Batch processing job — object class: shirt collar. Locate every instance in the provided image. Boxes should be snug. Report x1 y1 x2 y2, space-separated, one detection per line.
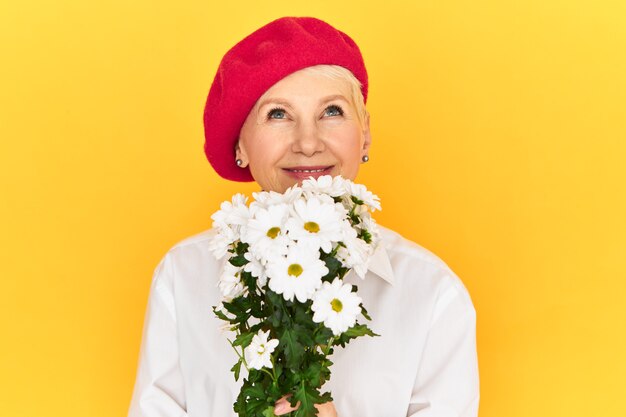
367 240 395 285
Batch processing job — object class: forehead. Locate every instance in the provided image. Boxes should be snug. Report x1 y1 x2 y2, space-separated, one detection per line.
256 69 352 106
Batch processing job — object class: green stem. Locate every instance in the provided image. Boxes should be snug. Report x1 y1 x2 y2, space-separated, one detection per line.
322 336 335 356
260 368 275 380
329 243 342 258
227 337 249 370
349 203 356 218
270 355 278 381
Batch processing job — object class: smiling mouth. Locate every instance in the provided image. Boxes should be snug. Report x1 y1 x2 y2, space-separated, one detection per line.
284 165 333 172
287 168 329 173
282 166 334 178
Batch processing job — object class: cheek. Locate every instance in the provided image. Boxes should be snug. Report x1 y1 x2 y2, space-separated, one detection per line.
242 132 289 185
339 158 360 180
333 128 364 178
248 148 277 180
243 128 285 166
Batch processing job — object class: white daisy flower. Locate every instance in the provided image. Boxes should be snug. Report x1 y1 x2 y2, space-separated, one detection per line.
302 175 348 197
267 242 329 303
337 233 371 279
241 204 290 263
302 190 338 207
359 215 381 248
244 330 279 370
243 251 268 287
285 197 345 253
208 227 237 259
218 262 247 301
211 193 252 228
252 186 302 209
335 221 373 278
311 278 363 336
346 182 381 212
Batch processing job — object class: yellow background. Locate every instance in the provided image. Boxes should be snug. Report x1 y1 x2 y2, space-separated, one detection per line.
1 1 625 416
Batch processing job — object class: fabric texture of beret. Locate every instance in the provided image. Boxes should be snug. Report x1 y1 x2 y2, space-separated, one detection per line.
203 16 369 182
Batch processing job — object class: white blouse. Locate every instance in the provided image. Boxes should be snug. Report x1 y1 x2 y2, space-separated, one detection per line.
128 225 479 417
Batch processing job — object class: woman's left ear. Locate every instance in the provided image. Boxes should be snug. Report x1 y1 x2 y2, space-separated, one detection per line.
235 140 249 168
361 112 372 157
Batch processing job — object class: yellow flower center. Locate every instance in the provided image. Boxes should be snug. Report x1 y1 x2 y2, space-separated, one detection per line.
331 298 343 312
304 221 320 233
257 344 266 354
266 227 281 239
288 264 303 277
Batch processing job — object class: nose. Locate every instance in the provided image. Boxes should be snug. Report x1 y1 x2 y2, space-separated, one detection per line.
291 120 325 156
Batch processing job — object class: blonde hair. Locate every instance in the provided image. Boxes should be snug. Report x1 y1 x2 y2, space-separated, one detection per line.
299 64 368 129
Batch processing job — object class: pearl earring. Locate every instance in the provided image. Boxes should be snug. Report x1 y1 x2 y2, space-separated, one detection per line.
362 155 369 163
236 159 243 167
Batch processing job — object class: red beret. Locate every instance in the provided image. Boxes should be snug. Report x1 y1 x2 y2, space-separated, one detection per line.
203 16 369 182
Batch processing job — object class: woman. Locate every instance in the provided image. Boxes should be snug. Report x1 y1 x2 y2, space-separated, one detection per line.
128 17 479 417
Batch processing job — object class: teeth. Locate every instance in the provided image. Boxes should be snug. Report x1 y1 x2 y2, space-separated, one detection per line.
291 169 326 173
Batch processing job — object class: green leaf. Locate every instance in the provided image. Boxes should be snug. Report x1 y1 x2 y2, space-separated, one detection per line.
222 296 252 323
334 324 379 347
293 303 313 325
212 306 232 322
301 361 323 386
241 270 258 292
234 390 248 415
267 380 282 399
235 242 249 255
318 359 333 386
229 254 248 267
344 324 379 338
279 327 305 368
268 307 283 328
262 405 277 417
242 382 266 402
301 354 333 388
360 304 372 321
232 331 255 348
247 368 265 383
274 362 283 380
293 382 324 417
358 228 372 244
319 390 333 404
282 366 301 390
313 326 333 346
250 309 266 320
245 398 268 416
350 195 365 205
241 385 270 416
231 359 242 381
322 256 343 280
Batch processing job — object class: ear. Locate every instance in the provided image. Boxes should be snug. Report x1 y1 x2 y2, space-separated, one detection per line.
361 111 372 157
235 140 249 168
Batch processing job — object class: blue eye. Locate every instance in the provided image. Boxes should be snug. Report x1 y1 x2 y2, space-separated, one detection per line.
324 104 344 117
267 107 287 119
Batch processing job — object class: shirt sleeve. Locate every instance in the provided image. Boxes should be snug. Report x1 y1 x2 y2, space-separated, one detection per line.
128 253 188 417
407 278 480 417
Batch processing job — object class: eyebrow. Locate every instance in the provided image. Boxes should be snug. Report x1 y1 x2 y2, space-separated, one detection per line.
256 94 350 111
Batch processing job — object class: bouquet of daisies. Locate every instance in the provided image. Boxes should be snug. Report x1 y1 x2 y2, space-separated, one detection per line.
208 175 381 417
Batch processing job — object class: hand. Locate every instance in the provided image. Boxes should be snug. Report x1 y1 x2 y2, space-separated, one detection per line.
274 395 338 416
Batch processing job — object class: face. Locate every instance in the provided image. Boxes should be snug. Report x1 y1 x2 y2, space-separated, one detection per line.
236 68 371 193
